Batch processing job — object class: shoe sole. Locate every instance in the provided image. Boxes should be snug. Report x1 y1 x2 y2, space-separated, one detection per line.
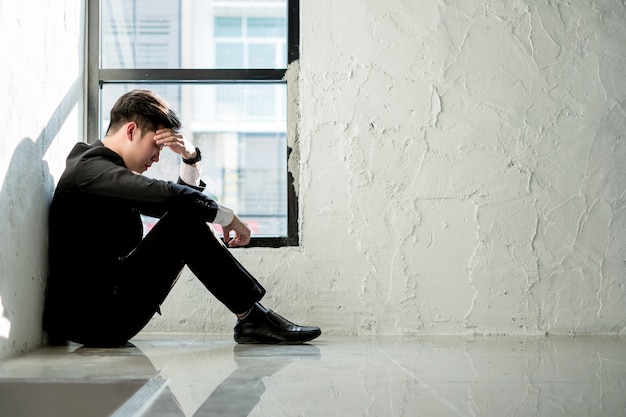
235 330 321 345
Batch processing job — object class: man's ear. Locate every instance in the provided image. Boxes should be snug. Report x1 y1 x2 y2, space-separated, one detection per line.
125 122 138 141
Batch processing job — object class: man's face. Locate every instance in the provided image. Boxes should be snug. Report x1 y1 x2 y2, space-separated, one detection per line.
126 127 162 173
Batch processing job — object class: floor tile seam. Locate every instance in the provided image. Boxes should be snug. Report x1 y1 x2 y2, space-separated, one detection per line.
110 375 169 417
375 346 470 417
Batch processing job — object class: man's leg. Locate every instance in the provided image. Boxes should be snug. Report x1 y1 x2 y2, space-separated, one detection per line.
82 211 320 346
102 211 265 343
137 212 321 345
177 220 266 315
72 215 188 346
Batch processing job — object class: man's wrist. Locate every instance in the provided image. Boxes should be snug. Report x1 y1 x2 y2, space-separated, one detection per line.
182 147 201 164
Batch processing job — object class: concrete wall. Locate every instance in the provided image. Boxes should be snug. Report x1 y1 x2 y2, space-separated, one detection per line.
0 0 83 360
147 0 626 337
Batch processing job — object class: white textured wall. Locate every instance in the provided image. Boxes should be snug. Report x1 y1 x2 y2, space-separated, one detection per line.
0 0 83 360
148 0 626 337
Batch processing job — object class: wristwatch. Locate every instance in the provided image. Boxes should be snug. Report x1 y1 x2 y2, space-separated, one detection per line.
182 147 202 164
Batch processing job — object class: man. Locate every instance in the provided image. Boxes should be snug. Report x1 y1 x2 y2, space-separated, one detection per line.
43 89 321 347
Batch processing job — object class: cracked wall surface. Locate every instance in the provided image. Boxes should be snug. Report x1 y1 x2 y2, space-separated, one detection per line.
144 0 626 336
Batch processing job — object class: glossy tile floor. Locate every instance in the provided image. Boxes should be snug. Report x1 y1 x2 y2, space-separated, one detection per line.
0 334 625 417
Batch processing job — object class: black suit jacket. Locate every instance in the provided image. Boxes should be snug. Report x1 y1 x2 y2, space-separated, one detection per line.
43 140 218 334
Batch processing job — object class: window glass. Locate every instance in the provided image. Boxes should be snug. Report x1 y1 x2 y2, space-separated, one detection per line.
249 43 276 68
215 43 244 68
247 17 286 37
215 17 243 37
101 0 287 69
101 0 181 69
95 0 296 242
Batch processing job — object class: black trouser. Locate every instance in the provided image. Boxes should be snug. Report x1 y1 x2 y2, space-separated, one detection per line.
71 212 265 347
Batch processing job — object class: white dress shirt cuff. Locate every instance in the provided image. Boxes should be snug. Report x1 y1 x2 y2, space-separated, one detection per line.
179 162 201 187
213 203 235 226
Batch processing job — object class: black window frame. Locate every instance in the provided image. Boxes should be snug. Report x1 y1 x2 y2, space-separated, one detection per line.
86 0 300 247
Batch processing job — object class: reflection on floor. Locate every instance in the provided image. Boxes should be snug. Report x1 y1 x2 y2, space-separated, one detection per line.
0 334 625 417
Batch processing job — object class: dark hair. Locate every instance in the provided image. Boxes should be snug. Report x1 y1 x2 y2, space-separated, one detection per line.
105 89 181 136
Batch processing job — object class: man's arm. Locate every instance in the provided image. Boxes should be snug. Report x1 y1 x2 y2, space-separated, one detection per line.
74 144 220 222
156 128 248 246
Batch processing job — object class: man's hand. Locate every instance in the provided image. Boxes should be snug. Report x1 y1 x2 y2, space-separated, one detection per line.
222 215 251 247
154 128 197 160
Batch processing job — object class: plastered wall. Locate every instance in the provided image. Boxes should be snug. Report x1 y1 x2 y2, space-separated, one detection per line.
0 0 83 360
147 0 626 336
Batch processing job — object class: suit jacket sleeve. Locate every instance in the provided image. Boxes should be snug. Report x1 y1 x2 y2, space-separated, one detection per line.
71 146 220 222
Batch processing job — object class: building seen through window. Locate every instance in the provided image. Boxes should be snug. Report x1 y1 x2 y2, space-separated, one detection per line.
99 0 290 238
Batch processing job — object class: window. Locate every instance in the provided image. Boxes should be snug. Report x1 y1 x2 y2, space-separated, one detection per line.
88 0 300 246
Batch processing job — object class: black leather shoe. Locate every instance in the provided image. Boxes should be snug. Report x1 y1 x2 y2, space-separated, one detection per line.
234 303 321 344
